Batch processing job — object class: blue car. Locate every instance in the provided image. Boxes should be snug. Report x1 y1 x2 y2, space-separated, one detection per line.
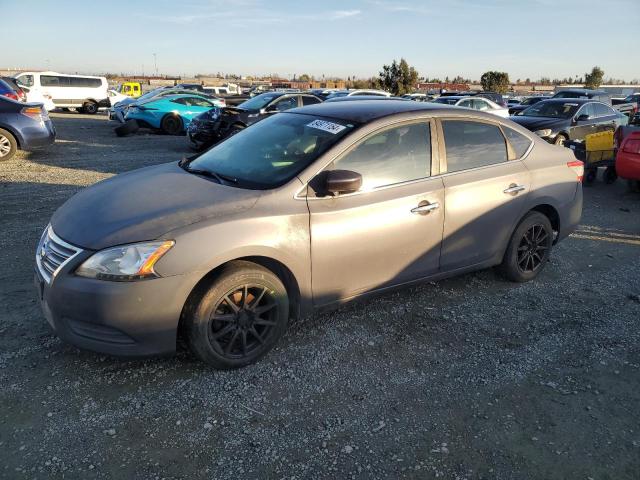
111 88 225 122
124 94 220 135
0 96 55 161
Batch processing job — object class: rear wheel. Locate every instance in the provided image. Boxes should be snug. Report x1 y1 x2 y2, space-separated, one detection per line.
161 114 183 135
0 128 17 161
83 101 98 114
498 211 553 283
185 261 289 369
604 166 617 184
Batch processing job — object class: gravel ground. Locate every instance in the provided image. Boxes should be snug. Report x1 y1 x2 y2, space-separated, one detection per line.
1 112 639 480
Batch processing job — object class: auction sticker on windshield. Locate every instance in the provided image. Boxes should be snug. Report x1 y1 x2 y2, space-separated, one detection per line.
307 119 347 135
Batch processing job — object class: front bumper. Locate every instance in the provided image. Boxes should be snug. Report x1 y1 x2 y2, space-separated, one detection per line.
34 252 200 357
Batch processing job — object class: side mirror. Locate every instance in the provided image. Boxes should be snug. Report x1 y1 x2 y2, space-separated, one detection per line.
324 170 362 195
575 114 590 122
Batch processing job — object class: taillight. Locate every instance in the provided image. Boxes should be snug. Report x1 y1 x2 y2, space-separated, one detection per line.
21 106 46 122
567 160 584 182
2 92 19 101
623 139 640 154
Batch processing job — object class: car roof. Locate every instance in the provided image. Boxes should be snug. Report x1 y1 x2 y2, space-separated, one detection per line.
539 98 594 104
289 99 456 123
555 88 605 93
153 94 210 101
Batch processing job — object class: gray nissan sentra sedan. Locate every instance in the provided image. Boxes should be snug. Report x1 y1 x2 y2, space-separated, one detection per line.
35 101 583 369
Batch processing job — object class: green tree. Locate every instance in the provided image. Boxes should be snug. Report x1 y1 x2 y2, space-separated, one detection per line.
378 58 419 95
584 66 604 89
298 73 311 82
480 71 510 93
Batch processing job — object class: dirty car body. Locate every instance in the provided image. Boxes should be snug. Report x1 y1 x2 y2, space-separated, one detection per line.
35 100 583 367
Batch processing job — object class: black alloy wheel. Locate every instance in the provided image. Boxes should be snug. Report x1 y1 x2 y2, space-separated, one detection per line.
161 114 183 135
186 261 289 369
499 211 553 282
208 284 278 359
516 224 549 273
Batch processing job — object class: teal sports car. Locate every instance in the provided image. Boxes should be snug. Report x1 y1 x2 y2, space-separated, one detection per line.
124 94 220 135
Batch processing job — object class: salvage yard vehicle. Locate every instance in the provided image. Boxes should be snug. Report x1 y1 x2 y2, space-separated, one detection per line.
325 89 391 100
124 94 220 135
110 87 225 122
35 100 583 368
508 96 551 115
187 92 322 150
432 95 509 117
511 98 628 145
1 77 26 101
118 82 142 97
0 96 55 161
616 131 640 191
13 71 108 114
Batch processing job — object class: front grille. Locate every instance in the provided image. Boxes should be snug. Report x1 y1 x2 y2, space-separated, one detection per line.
36 226 82 283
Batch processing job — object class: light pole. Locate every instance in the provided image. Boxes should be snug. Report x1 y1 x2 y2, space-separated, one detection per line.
153 53 157 77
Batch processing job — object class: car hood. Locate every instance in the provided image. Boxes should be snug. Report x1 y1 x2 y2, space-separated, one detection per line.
51 162 261 250
509 115 569 132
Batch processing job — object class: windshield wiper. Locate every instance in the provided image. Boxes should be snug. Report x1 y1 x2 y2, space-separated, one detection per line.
184 166 238 185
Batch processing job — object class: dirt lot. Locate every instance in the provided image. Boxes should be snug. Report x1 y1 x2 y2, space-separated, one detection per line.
1 112 639 480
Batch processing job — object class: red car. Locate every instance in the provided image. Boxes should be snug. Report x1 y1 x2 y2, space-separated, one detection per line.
616 131 640 191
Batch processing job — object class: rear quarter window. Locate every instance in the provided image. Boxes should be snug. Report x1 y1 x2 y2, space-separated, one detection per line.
503 127 533 158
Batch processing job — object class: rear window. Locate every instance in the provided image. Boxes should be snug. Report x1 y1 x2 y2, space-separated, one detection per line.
503 127 532 158
442 121 508 173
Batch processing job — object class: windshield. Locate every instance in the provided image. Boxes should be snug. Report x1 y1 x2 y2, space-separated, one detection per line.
238 93 281 110
187 113 358 189
325 92 349 100
521 101 580 118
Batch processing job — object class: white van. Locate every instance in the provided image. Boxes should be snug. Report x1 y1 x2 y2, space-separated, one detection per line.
13 71 109 114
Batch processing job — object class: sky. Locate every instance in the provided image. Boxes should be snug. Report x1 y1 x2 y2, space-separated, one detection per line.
1 0 639 81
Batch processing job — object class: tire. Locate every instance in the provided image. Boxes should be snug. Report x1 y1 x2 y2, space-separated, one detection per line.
0 128 18 161
82 101 98 115
604 166 617 184
161 114 183 135
627 180 640 193
498 211 553 283
114 119 139 137
185 261 289 369
584 168 597 185
553 134 567 146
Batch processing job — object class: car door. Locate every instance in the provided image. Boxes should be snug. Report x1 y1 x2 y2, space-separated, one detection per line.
306 120 444 305
271 95 299 112
592 102 619 131
438 119 530 271
569 103 597 140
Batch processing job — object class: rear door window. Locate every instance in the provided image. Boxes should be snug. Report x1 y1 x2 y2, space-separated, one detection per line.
442 120 508 173
301 95 321 106
273 96 299 111
593 102 614 117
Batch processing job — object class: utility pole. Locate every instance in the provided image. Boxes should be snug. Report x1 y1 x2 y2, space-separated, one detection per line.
153 53 157 77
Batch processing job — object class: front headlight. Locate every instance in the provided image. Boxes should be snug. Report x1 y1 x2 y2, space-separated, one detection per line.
533 129 552 137
76 241 174 281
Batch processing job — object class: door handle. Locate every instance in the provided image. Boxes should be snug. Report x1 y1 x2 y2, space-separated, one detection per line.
503 184 526 194
411 201 440 214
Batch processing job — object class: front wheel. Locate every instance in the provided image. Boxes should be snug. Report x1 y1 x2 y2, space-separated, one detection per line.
0 128 17 161
498 212 553 283
185 261 289 369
